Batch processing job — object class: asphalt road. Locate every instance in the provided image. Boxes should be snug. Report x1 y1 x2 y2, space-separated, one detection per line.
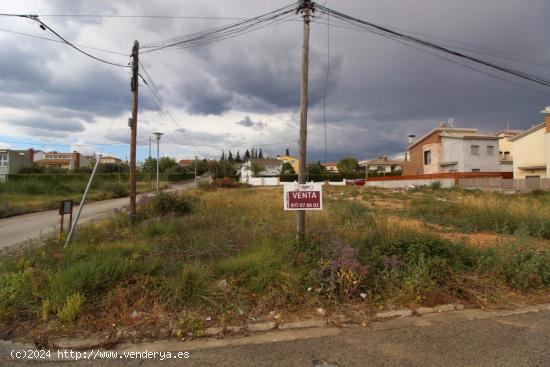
1 308 549 366
0 181 196 249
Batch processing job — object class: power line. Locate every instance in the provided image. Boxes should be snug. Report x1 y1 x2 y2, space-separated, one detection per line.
316 4 550 89
0 26 129 56
141 3 297 53
12 15 130 68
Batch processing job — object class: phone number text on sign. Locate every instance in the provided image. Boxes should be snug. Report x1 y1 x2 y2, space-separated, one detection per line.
284 183 323 211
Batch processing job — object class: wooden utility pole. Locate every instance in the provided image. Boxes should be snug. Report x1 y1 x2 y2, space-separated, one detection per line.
129 40 139 221
297 0 313 244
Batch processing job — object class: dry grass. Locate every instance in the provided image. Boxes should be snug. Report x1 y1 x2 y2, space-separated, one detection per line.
1 185 549 342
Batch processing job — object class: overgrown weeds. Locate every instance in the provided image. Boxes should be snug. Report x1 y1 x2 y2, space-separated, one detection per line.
0 186 549 338
409 193 550 238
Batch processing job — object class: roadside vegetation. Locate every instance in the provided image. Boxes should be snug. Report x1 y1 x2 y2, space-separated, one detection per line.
0 184 549 342
0 179 168 219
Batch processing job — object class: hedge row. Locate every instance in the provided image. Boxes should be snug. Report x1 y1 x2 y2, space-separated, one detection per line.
5 173 195 183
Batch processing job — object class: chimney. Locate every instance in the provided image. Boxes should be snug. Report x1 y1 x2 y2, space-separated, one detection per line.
26 148 34 162
543 106 550 133
72 151 80 169
408 135 416 144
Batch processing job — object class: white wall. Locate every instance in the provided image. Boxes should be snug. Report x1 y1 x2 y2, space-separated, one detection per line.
247 177 280 186
512 127 547 179
462 139 500 172
440 137 464 172
366 178 455 189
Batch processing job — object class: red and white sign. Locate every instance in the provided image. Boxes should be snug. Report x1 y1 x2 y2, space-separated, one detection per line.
284 183 323 211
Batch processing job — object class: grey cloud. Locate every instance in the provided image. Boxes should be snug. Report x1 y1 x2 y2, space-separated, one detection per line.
1 0 550 162
10 116 86 138
236 116 267 129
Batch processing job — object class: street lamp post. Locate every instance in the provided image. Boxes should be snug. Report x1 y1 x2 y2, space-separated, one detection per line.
194 156 198 184
153 132 163 195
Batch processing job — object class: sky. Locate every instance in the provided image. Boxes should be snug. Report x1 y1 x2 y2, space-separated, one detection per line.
0 0 549 163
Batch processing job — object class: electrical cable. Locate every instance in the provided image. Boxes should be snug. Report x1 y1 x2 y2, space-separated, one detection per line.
141 4 297 53
0 26 129 55
316 4 550 89
22 15 130 67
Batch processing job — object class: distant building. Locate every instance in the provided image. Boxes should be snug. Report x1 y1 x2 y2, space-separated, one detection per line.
99 156 122 165
494 129 523 172
360 156 403 174
403 125 501 175
240 158 283 183
509 107 550 179
179 159 194 167
277 155 299 173
34 151 93 170
0 149 32 181
321 162 339 173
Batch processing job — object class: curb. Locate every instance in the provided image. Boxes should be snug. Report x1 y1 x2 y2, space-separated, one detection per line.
3 303 550 352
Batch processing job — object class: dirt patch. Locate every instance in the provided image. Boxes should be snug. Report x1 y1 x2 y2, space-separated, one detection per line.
350 197 410 210
385 215 513 248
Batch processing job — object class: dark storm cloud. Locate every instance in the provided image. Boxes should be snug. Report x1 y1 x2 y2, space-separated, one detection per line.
172 44 343 115
1 0 550 161
236 116 267 130
9 115 86 138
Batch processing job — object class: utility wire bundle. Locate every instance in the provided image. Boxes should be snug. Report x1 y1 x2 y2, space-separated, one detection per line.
140 3 297 53
315 4 550 91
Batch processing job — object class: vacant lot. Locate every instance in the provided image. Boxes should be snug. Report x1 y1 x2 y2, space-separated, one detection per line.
1 185 549 343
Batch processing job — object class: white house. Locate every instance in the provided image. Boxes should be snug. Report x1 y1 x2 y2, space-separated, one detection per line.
240 158 283 185
404 125 502 175
509 107 550 179
361 156 403 174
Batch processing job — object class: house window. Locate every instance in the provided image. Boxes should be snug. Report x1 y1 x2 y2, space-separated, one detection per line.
0 154 8 167
503 151 510 160
487 145 494 155
424 150 431 165
471 145 479 155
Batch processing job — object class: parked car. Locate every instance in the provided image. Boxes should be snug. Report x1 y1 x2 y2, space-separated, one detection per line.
346 179 365 186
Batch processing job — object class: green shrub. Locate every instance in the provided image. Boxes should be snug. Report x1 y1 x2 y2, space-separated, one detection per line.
430 181 442 190
494 243 550 290
96 181 129 197
45 246 158 309
215 242 287 293
163 263 212 307
152 192 192 216
0 270 33 321
57 293 84 323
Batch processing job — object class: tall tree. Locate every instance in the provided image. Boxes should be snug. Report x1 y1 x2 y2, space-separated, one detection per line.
244 149 251 161
337 157 359 174
258 148 264 159
285 148 290 156
236 150 242 163
220 150 226 161
228 150 234 163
